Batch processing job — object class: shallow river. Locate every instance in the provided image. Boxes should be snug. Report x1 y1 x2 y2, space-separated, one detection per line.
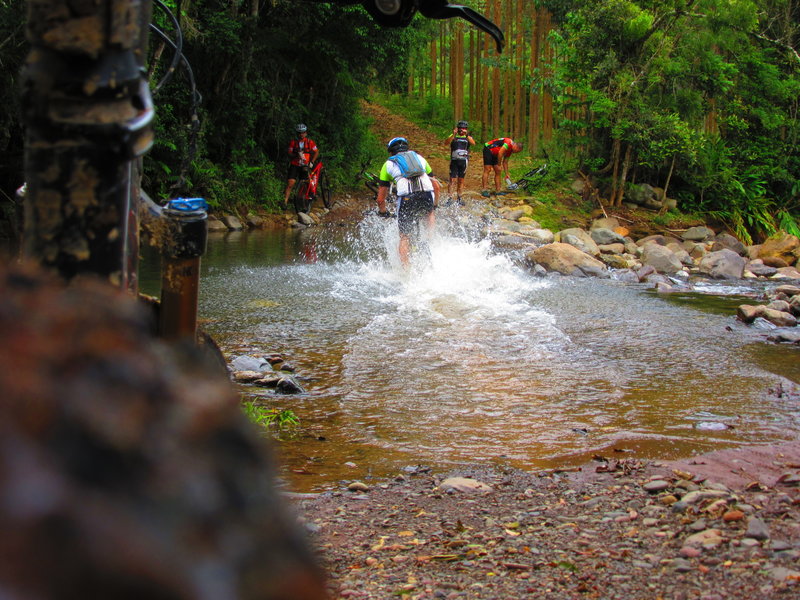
142 210 800 492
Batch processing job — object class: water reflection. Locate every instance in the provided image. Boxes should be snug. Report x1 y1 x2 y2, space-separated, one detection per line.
140 216 800 492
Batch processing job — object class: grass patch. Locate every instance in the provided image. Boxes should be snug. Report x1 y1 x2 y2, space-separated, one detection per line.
242 400 300 433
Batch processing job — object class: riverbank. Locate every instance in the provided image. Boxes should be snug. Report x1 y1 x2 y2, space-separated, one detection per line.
295 442 800 599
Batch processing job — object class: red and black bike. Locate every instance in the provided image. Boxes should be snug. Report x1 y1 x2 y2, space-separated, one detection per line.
292 154 332 214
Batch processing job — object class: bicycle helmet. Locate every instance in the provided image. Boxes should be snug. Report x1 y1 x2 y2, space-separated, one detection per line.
457 120 468 129
387 136 409 155
295 123 307 134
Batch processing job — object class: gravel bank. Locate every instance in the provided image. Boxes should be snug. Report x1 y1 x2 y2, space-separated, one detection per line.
295 443 800 599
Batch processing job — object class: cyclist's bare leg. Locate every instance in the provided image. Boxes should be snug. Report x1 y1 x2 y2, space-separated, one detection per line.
481 165 493 190
398 233 411 268
283 178 296 207
492 165 502 191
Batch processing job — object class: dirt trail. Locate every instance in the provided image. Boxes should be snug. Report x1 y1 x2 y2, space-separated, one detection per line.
361 101 486 195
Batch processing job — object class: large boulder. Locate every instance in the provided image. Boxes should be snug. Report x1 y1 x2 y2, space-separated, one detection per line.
757 233 800 263
641 243 683 274
526 242 609 278
698 249 746 279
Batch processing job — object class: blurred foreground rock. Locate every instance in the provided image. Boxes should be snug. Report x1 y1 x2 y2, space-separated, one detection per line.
0 263 326 600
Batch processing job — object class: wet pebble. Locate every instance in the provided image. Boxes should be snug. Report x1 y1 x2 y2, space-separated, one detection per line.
643 480 670 493
745 516 770 540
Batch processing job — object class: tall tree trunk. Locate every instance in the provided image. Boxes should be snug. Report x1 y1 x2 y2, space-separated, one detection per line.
430 37 437 97
609 138 621 207
514 0 523 139
615 144 633 206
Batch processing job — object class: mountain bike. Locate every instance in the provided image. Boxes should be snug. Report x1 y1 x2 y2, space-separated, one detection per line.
507 163 548 192
292 158 332 214
357 163 396 208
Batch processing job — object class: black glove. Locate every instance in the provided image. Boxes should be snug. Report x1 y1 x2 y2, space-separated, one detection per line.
377 210 393 218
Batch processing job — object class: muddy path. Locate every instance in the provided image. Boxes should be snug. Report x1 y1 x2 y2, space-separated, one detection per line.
360 101 486 195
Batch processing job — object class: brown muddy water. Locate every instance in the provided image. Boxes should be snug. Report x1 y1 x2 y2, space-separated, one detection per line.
141 211 800 493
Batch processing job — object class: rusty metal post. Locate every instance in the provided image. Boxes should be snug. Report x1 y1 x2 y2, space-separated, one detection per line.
158 198 208 341
21 0 154 290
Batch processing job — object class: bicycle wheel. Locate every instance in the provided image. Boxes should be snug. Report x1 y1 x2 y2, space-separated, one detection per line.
320 171 332 208
293 181 312 214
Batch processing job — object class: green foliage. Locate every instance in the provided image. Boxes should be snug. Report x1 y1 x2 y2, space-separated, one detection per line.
144 0 421 210
242 401 300 431
544 0 800 243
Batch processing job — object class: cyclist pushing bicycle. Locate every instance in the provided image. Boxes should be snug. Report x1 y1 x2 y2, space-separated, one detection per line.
282 123 320 208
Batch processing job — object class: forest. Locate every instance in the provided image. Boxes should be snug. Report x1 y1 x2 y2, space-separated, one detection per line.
0 0 798 244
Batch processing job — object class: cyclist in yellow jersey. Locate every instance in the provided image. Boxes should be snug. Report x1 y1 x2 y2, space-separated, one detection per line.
375 137 440 268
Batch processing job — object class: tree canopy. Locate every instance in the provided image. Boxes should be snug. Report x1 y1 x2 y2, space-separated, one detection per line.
0 0 797 241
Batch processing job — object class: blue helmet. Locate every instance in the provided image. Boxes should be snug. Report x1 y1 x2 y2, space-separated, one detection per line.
387 137 409 155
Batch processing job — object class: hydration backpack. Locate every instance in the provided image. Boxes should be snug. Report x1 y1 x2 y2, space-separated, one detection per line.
389 151 427 179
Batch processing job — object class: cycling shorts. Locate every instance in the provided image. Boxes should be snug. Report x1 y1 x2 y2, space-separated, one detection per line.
449 159 468 179
287 163 306 181
483 146 500 166
397 191 434 236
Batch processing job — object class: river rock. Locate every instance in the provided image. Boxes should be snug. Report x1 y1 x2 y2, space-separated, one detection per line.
526 243 609 278
626 183 660 208
591 217 621 231
246 213 264 228
737 304 761 323
521 228 555 245
296 212 314 226
641 243 683 274
590 227 626 245
774 266 800 280
767 299 792 313
698 249 746 279
745 516 770 540
711 232 747 256
207 215 229 232
682 226 715 242
684 528 724 549
757 233 799 262
221 214 244 230
762 255 790 268
612 269 640 283
761 308 797 327
558 228 600 256
438 477 493 494
491 234 539 251
746 260 778 277
276 376 305 394
775 285 800 296
598 243 625 255
601 254 637 270
231 355 273 373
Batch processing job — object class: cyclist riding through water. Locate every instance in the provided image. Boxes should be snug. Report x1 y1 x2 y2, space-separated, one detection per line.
445 120 475 204
376 137 440 269
283 123 320 208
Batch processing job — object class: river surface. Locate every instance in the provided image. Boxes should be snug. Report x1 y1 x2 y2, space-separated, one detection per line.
141 211 800 492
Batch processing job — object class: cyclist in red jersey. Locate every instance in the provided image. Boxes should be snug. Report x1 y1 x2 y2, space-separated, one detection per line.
282 123 320 208
481 137 523 193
